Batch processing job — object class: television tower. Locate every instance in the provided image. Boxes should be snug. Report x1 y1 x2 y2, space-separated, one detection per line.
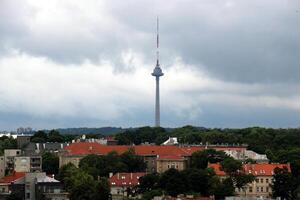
152 17 164 127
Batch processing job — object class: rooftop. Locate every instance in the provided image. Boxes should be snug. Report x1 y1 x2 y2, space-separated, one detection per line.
208 163 291 176
109 172 146 187
0 172 25 184
63 142 247 157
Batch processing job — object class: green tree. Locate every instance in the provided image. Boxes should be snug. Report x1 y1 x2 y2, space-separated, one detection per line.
66 170 99 200
42 152 59 175
191 149 229 169
221 158 254 191
159 168 186 196
120 149 146 172
138 173 160 193
48 130 65 142
272 167 295 200
57 163 78 185
31 130 48 143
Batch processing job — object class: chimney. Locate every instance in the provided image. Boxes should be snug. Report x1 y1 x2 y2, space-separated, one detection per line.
130 173 133 179
117 173 119 180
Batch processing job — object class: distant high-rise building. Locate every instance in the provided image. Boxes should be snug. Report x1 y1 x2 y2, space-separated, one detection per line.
152 17 164 127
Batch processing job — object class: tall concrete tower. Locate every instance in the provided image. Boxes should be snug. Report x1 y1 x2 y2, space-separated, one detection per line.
152 17 164 127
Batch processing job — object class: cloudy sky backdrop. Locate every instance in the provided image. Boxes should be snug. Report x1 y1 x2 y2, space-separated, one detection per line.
1 0 300 130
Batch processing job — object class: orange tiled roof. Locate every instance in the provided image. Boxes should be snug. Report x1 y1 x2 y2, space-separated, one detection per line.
0 172 25 184
109 172 146 187
208 163 226 176
64 142 247 157
244 163 291 176
157 155 186 160
64 142 204 157
208 163 290 176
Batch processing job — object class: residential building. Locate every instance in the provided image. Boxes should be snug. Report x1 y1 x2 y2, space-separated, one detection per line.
58 142 247 172
208 163 291 198
23 142 68 156
156 155 187 173
109 172 146 199
35 175 68 200
0 157 4 179
4 149 21 174
224 149 268 163
25 172 68 200
0 171 25 199
17 135 31 149
14 156 42 173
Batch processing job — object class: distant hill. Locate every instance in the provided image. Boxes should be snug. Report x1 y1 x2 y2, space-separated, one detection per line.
55 127 124 135
45 126 208 136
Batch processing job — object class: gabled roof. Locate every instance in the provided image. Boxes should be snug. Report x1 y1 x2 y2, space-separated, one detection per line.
0 172 25 184
109 172 146 187
208 163 291 176
63 142 205 157
63 142 247 158
244 163 291 176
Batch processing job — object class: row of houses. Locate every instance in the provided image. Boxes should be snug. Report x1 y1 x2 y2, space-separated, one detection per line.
58 142 283 199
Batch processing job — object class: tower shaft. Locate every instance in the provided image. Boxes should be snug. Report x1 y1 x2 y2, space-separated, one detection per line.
155 76 160 127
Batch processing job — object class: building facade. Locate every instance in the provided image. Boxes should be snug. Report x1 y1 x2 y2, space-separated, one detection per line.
208 163 290 198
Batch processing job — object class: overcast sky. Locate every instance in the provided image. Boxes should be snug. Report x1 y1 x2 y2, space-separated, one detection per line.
1 0 300 131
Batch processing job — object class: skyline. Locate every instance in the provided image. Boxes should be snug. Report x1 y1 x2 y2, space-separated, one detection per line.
1 0 300 130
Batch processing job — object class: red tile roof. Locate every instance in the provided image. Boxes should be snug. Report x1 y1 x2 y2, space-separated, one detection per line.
244 163 291 176
208 163 226 176
157 155 186 160
64 142 203 157
109 172 146 187
64 142 246 157
0 172 25 184
208 163 290 176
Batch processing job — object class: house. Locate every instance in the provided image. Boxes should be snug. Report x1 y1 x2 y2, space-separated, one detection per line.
224 149 268 163
208 163 291 198
0 171 25 199
156 155 188 173
35 175 69 200
0 172 68 200
109 172 146 199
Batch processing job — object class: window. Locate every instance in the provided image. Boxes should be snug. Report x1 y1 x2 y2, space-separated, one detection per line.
260 178 263 183
266 187 269 192
255 179 259 183
266 178 269 183
256 187 259 192
249 187 253 193
26 193 30 198
260 187 264 192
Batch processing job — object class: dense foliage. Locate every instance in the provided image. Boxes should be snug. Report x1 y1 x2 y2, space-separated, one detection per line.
42 152 59 175
78 149 146 178
0 136 17 155
139 168 234 199
57 163 110 200
30 130 105 143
